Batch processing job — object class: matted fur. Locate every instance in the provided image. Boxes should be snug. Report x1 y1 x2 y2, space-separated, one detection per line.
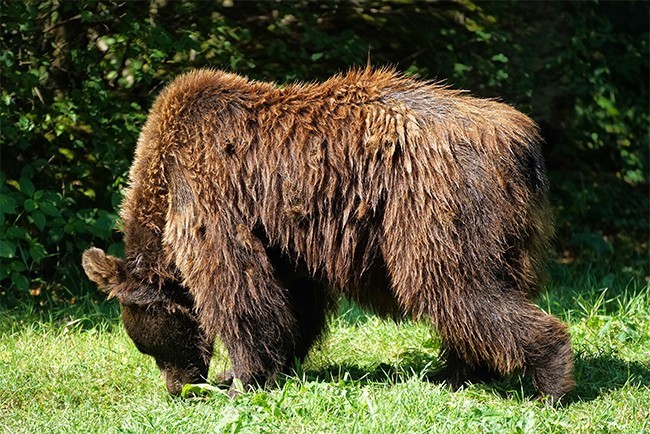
83 68 574 400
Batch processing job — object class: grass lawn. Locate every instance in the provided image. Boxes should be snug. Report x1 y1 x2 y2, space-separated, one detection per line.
1 264 648 433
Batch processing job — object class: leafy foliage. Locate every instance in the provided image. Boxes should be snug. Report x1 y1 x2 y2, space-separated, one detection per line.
1 0 648 305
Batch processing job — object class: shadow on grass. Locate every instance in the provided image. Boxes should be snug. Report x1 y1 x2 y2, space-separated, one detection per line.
569 352 650 402
486 351 650 404
297 350 649 405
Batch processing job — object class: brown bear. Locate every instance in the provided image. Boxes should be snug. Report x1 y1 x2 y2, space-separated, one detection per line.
82 67 574 401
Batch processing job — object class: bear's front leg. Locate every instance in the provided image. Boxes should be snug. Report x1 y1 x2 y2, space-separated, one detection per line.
166 211 300 395
216 289 298 396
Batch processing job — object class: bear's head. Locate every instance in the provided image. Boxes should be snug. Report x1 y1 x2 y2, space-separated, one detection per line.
81 247 211 395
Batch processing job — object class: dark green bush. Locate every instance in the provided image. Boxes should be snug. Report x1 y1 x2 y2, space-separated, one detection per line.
1 0 647 306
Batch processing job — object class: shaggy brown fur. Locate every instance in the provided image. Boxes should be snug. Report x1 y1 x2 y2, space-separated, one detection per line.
82 68 574 400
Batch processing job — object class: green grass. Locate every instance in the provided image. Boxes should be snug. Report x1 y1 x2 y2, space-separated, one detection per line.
1 264 649 433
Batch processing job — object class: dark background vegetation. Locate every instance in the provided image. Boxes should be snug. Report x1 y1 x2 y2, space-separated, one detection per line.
1 0 648 308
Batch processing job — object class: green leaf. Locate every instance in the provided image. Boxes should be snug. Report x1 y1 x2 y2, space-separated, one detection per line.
6 226 26 238
454 63 471 75
58 148 74 160
17 115 34 132
49 227 64 242
0 239 16 258
30 210 46 231
80 10 93 22
71 218 90 235
39 202 60 217
491 53 509 63
19 177 35 196
0 194 17 214
10 260 26 272
111 193 123 208
107 242 124 257
11 273 29 292
91 214 116 237
0 264 9 280
29 244 47 262
20 165 34 179
24 198 38 211
180 383 222 398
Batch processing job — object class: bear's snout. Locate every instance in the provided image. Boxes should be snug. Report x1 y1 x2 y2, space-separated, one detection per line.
160 365 206 396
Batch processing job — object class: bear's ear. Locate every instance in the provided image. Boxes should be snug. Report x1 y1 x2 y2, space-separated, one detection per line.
82 247 127 293
82 247 180 308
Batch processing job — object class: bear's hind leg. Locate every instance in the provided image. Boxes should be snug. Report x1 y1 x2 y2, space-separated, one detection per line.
431 290 574 402
525 313 575 402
